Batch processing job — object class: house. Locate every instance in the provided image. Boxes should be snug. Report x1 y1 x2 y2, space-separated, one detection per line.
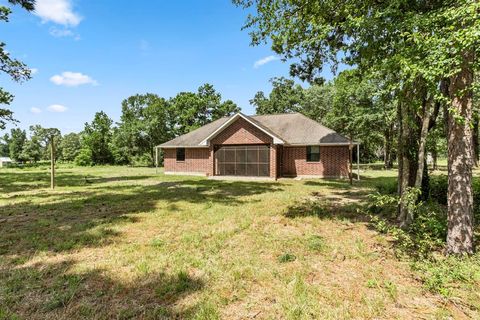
0 157 13 168
156 112 359 179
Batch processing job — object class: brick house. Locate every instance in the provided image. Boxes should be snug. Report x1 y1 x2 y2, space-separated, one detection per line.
157 113 359 179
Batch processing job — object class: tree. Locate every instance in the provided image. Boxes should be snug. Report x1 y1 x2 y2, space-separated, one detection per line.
82 111 113 165
170 83 239 135
59 132 81 162
20 136 41 162
112 94 172 165
0 0 35 129
0 133 9 156
29 125 61 161
302 83 334 125
234 0 480 254
235 0 480 254
251 77 304 115
252 71 395 164
8 128 26 161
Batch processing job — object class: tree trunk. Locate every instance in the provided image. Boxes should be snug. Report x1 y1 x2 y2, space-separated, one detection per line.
384 137 389 169
397 99 414 227
446 51 475 255
415 99 432 188
473 113 479 167
384 124 394 169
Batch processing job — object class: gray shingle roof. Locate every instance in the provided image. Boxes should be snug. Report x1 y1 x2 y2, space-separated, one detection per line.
158 112 352 147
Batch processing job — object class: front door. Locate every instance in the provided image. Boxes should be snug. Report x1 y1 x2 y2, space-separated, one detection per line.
214 145 270 177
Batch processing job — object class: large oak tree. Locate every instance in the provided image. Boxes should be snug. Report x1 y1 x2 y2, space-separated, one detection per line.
234 0 479 254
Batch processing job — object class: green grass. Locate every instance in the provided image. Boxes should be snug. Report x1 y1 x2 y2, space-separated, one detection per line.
0 164 478 319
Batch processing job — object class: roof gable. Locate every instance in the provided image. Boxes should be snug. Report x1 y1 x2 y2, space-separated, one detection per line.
158 112 354 148
199 113 284 146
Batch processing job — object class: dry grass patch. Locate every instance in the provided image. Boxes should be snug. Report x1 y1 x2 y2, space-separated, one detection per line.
0 165 471 319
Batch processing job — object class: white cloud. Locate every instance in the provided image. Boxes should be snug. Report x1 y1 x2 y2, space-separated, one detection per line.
254 55 280 68
50 71 98 87
49 27 74 37
47 104 67 112
30 107 42 114
34 0 82 26
30 68 38 75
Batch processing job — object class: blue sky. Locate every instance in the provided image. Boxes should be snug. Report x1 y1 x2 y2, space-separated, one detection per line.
1 0 334 134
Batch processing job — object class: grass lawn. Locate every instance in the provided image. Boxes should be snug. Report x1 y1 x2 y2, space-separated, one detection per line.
0 165 477 319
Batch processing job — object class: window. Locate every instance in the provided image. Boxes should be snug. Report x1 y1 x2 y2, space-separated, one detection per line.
215 145 270 177
306 146 320 162
176 148 185 161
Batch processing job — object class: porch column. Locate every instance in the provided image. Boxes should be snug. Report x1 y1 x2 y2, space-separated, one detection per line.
208 145 214 176
270 144 277 179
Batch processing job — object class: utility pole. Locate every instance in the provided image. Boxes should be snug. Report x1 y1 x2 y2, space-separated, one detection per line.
50 134 55 189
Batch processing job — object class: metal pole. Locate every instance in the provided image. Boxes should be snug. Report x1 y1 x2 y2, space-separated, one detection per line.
51 134 55 189
357 143 360 181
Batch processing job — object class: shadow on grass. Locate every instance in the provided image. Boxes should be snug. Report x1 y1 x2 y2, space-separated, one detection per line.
0 170 155 193
1 259 206 319
0 170 283 261
284 175 398 223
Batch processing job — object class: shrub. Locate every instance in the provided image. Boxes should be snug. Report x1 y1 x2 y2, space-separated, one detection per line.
367 188 446 258
278 253 296 263
430 175 480 221
131 153 152 167
374 179 397 195
74 149 93 166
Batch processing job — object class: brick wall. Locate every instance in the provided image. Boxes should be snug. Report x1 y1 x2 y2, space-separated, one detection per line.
164 148 210 174
210 117 273 145
163 119 350 178
282 146 350 177
211 117 277 178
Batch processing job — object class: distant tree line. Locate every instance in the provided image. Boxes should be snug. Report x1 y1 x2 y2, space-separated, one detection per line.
0 83 239 166
250 72 453 168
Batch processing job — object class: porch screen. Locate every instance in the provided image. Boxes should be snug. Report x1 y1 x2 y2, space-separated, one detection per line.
215 145 270 177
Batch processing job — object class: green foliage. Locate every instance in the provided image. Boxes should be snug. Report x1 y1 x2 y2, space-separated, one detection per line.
307 235 327 253
235 0 480 91
130 153 152 167
82 111 113 165
112 93 171 165
412 255 480 297
74 148 93 166
251 77 304 115
430 175 480 221
59 133 81 162
28 125 62 161
0 0 35 129
8 128 26 161
368 187 446 258
170 83 239 135
278 253 296 263
111 84 238 166
0 134 8 156
20 136 42 162
251 70 396 163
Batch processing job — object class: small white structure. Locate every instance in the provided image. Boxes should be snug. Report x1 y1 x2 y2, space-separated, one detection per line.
0 157 13 167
